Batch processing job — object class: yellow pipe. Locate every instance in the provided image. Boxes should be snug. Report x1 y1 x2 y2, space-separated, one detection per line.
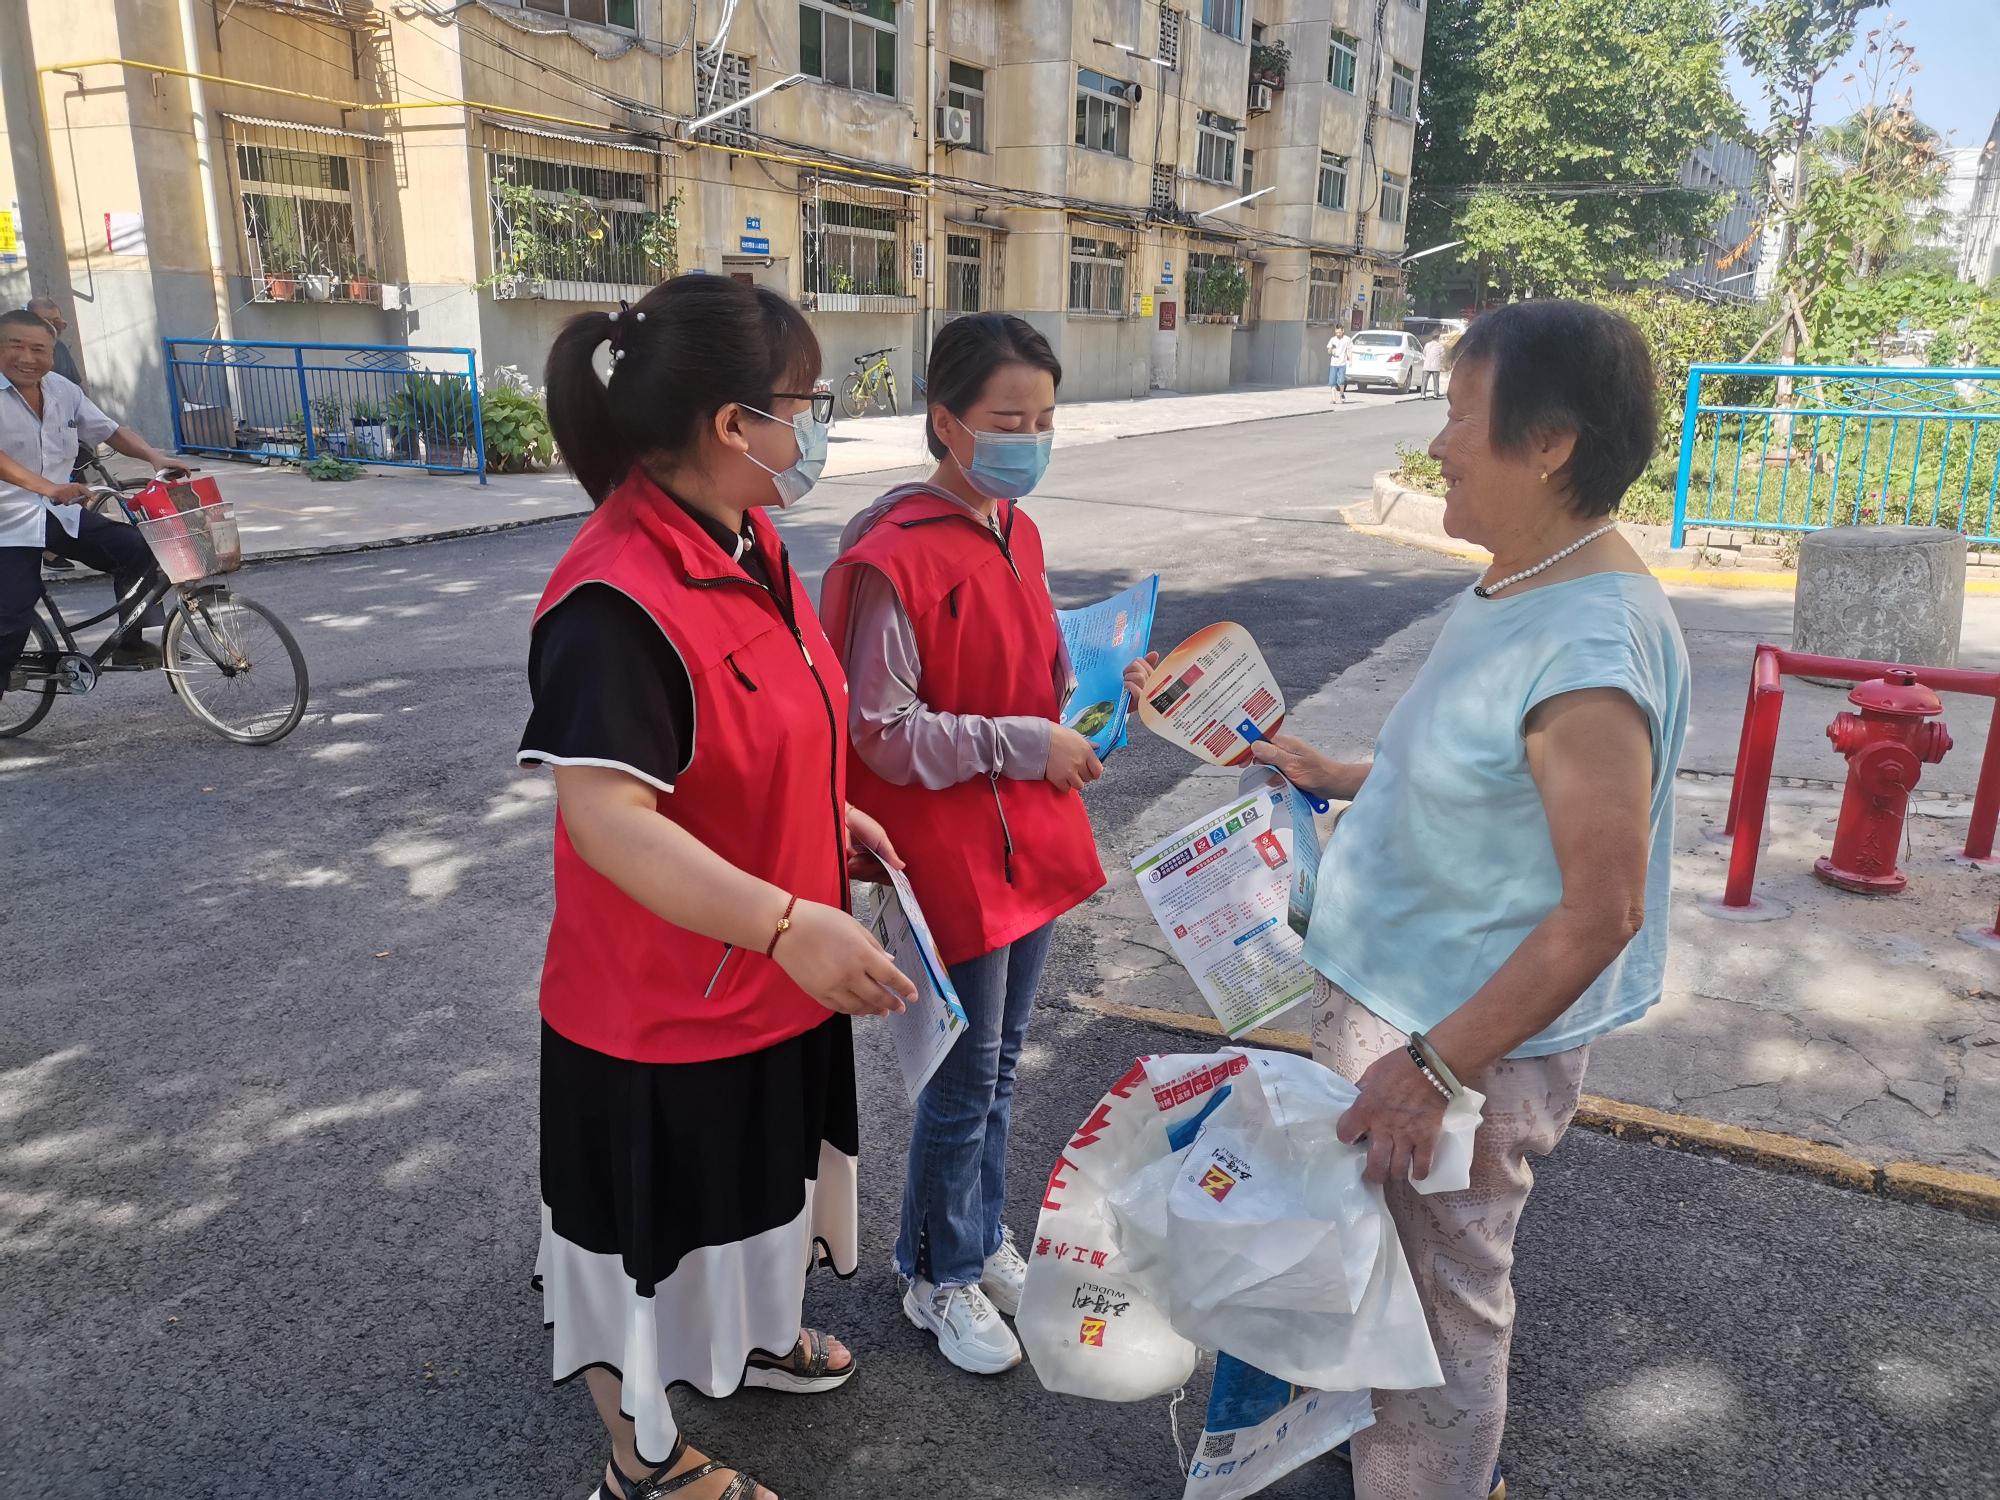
37 57 616 134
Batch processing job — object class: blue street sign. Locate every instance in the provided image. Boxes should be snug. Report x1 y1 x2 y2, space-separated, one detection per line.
746 216 763 231
740 236 771 255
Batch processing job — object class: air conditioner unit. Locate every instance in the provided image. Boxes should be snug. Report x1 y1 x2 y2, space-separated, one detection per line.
1248 82 1275 114
938 105 974 146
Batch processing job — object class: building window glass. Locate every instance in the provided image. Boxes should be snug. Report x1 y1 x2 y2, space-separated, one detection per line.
524 0 639 29
1328 30 1357 92
1390 63 1416 119
1201 0 1244 42
239 143 366 298
1194 111 1239 184
804 193 906 297
1158 7 1183 69
1308 258 1341 323
1075 69 1136 158
945 62 986 151
1380 169 1407 223
695 52 754 147
486 150 663 293
1067 234 1127 315
945 232 987 314
1317 152 1349 212
1241 149 1254 196
799 0 897 98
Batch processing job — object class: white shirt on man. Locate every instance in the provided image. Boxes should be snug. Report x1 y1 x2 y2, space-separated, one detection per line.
1327 333 1351 367
0 370 116 549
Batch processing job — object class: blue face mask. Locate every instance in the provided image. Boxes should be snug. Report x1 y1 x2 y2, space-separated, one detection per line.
742 405 828 509
961 427 1054 500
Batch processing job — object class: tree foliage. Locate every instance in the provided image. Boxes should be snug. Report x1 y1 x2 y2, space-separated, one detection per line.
1410 0 1741 300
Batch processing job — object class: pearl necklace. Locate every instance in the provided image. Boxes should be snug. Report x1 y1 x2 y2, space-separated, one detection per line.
1474 522 1621 598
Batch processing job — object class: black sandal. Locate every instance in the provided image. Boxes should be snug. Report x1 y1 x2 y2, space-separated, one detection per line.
741 1327 855 1394
595 1439 768 1500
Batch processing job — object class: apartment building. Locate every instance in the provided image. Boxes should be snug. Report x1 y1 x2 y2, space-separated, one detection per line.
1667 133 1761 301
0 0 1424 441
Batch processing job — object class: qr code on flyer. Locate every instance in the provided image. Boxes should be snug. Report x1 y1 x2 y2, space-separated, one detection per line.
1202 1433 1236 1458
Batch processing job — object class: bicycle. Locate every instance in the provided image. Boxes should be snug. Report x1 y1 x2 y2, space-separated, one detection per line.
1 472 310 746
839 347 900 419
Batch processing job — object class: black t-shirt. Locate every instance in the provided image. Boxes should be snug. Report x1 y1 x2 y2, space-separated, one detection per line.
517 505 772 792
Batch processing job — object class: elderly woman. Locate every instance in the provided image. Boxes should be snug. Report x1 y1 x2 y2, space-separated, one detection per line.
1255 299 1690 1500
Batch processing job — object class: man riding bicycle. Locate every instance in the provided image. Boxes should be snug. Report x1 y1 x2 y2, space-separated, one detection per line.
0 308 182 680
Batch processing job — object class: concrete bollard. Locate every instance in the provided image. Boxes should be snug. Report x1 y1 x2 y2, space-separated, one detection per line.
1793 525 1966 672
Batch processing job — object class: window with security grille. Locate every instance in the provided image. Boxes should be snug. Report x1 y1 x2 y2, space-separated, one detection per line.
1380 170 1407 223
804 195 906 297
1158 7 1183 69
1067 234 1127 315
695 52 754 146
235 133 382 300
1187 251 1240 315
1390 63 1416 119
1194 111 1238 184
945 62 987 151
487 150 662 292
1075 69 1135 157
1327 30 1357 93
524 0 638 28
945 232 986 314
799 0 897 98
1151 165 1176 214
1308 258 1341 323
1317 152 1349 212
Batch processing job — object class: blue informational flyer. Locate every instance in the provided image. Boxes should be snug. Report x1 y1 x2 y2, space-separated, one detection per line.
1181 1353 1371 1500
1057 575 1160 760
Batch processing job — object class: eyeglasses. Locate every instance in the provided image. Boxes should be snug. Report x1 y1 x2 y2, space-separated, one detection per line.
772 390 835 424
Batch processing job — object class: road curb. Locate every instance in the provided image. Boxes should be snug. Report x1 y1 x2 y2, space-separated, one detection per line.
1058 993 2000 1221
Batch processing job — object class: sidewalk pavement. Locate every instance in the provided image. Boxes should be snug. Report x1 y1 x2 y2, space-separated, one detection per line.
84 383 1372 564
1072 575 2000 1181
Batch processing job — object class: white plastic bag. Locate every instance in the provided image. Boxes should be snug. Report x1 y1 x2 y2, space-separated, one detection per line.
1028 1048 1484 1402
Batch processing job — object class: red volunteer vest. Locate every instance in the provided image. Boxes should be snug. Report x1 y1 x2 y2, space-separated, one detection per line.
822 487 1105 967
532 473 849 1064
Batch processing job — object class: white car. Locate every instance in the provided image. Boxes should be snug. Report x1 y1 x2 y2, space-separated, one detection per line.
1346 330 1422 393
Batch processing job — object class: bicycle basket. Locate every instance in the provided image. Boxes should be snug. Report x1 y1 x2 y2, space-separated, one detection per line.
136 502 242 583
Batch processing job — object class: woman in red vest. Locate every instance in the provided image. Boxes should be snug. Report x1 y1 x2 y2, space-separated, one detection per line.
521 275 916 1500
822 314 1134 1375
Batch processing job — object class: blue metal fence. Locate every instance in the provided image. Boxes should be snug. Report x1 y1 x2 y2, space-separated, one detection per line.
1671 363 2000 548
163 339 487 483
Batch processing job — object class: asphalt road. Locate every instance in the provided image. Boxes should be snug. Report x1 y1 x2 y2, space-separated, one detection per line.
5 400 1997 1500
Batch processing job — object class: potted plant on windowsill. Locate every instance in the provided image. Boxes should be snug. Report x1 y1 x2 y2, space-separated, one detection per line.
262 245 304 302
1250 39 1291 87
344 254 378 304
302 263 335 302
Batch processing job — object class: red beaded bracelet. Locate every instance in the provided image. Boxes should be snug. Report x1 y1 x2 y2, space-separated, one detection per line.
765 894 799 958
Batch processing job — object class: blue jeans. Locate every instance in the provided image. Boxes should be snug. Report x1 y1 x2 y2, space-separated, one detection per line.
1327 365 1347 389
895 921 1056 1288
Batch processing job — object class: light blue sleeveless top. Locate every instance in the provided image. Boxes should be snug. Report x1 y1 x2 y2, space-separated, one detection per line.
1301 571 1690 1057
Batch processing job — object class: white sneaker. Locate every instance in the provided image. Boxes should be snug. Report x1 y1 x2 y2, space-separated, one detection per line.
902 1277 1023 1375
980 1226 1029 1317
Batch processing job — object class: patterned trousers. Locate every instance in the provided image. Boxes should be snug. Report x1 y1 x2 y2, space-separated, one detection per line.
1310 977 1590 1500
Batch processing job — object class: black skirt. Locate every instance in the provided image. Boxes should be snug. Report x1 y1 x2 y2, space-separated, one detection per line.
536 1016 859 1459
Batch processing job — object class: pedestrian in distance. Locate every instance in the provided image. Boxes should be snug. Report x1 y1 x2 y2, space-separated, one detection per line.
523 273 918 1500
1421 333 1446 399
0 308 177 685
821 313 1152 1377
1252 300 1689 1500
1327 327 1353 402
24 296 83 389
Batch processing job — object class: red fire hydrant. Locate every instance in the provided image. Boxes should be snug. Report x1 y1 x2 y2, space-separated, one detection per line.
1815 671 1952 894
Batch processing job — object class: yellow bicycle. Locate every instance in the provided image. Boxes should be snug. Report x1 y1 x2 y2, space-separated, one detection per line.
839 346 899 418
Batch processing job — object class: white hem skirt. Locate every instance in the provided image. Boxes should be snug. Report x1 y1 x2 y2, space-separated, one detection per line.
535 1016 860 1465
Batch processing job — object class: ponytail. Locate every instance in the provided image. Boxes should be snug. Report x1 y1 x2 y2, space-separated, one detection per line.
542 274 821 505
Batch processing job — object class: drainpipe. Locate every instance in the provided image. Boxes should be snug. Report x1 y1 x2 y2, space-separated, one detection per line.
920 0 937 386
176 0 234 339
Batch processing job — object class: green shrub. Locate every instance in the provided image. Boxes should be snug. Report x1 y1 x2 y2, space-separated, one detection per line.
301 455 363 482
481 386 556 473
1393 442 1445 495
